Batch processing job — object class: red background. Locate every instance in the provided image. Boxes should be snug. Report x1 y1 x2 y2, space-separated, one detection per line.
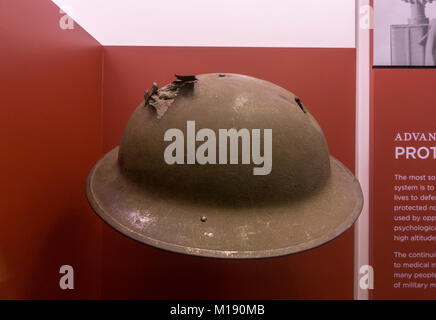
100 46 357 299
0 0 102 298
1 0 358 299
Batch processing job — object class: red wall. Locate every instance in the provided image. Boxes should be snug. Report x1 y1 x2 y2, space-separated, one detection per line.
0 0 103 298
100 46 357 299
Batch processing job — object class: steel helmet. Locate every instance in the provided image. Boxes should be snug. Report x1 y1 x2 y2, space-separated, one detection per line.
86 73 363 259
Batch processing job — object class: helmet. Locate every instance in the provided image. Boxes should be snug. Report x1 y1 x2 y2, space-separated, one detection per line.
86 73 363 259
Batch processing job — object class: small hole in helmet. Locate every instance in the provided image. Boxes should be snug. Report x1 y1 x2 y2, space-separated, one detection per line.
295 97 307 113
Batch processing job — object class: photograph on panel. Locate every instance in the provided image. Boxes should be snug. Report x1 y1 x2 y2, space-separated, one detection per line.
374 0 436 67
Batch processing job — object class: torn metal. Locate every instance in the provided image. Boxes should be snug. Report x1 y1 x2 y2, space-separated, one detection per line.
145 74 198 119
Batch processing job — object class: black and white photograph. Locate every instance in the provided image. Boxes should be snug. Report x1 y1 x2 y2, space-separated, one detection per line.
374 0 436 67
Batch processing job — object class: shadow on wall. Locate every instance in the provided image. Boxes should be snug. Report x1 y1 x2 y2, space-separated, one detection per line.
0 252 9 285
101 226 349 300
23 208 101 299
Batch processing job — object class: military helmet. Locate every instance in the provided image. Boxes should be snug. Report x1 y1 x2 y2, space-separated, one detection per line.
86 73 363 259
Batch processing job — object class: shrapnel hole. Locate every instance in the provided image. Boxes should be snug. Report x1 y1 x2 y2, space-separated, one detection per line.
295 97 307 113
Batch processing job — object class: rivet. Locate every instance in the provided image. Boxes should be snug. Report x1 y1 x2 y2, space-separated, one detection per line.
201 216 207 222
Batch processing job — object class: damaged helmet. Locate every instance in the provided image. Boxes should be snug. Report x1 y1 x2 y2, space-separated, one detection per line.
86 73 363 259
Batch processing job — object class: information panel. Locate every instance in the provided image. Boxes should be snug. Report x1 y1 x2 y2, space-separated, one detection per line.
372 69 436 299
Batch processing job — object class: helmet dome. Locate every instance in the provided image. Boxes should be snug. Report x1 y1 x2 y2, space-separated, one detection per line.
118 73 330 206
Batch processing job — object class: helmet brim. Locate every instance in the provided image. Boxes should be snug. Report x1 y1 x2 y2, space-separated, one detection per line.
86 147 363 259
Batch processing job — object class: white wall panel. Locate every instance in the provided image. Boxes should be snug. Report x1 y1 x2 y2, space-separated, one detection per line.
52 0 355 47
